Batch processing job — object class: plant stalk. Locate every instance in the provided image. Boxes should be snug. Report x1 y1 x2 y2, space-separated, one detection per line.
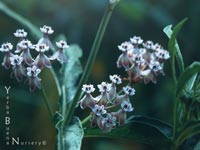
63 2 119 126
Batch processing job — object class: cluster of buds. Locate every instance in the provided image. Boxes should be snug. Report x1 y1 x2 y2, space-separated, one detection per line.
0 26 70 91
79 75 135 132
117 36 170 84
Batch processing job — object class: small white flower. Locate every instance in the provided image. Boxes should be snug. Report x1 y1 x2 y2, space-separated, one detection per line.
151 43 162 51
149 60 162 72
118 41 133 52
130 36 143 45
27 66 41 77
155 49 170 60
14 29 27 38
109 74 122 84
0 42 13 52
34 43 49 52
40 25 54 34
132 53 145 65
143 41 153 49
123 86 135 96
56 40 69 49
102 113 116 127
10 55 23 66
92 104 107 116
97 82 112 93
121 101 134 112
82 84 95 94
18 39 32 49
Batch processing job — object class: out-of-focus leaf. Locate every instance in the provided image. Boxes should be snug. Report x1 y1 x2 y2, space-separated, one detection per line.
56 117 84 150
177 62 200 97
175 121 200 146
55 34 83 103
194 141 200 150
64 44 82 102
163 18 187 74
84 115 172 149
0 1 41 39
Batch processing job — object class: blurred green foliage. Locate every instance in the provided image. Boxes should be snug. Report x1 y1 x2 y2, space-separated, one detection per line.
0 0 199 150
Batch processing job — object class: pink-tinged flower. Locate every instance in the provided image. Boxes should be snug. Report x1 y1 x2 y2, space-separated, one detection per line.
33 43 51 69
154 49 170 60
127 65 143 83
113 86 135 105
96 82 111 105
107 75 122 100
10 55 25 82
123 86 135 96
109 74 122 84
82 84 95 94
80 84 96 109
40 25 54 35
0 42 14 69
117 53 130 69
112 101 134 126
100 114 116 132
14 29 27 38
90 114 103 128
130 36 143 45
143 41 153 49
50 40 69 63
121 101 134 112
16 40 33 65
151 43 162 51
141 69 157 84
26 66 41 91
149 60 163 74
92 104 107 116
118 41 133 52
38 25 54 48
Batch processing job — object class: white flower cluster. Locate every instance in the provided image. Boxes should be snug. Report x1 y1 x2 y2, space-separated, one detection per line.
79 75 134 132
0 25 70 91
117 36 170 84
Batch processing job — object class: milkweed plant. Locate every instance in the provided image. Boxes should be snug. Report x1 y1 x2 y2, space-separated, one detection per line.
0 0 200 150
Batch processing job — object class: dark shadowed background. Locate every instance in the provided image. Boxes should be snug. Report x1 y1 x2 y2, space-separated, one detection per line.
0 0 199 150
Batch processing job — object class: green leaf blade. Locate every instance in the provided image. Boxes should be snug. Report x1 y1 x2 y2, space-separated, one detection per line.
163 18 187 75
177 62 200 96
84 115 172 149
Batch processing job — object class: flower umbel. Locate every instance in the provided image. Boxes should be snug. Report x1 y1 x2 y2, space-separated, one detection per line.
0 26 70 91
79 75 135 132
116 36 170 84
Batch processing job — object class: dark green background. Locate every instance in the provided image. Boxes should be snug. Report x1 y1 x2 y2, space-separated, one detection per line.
0 0 199 149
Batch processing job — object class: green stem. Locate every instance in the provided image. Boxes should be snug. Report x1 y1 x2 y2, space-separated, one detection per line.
41 86 54 118
81 115 92 125
63 2 119 126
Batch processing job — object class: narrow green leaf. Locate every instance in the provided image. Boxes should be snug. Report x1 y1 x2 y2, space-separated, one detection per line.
128 115 172 138
163 18 187 77
185 73 198 93
56 117 84 150
163 25 184 74
175 121 200 146
177 62 200 96
84 115 172 149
